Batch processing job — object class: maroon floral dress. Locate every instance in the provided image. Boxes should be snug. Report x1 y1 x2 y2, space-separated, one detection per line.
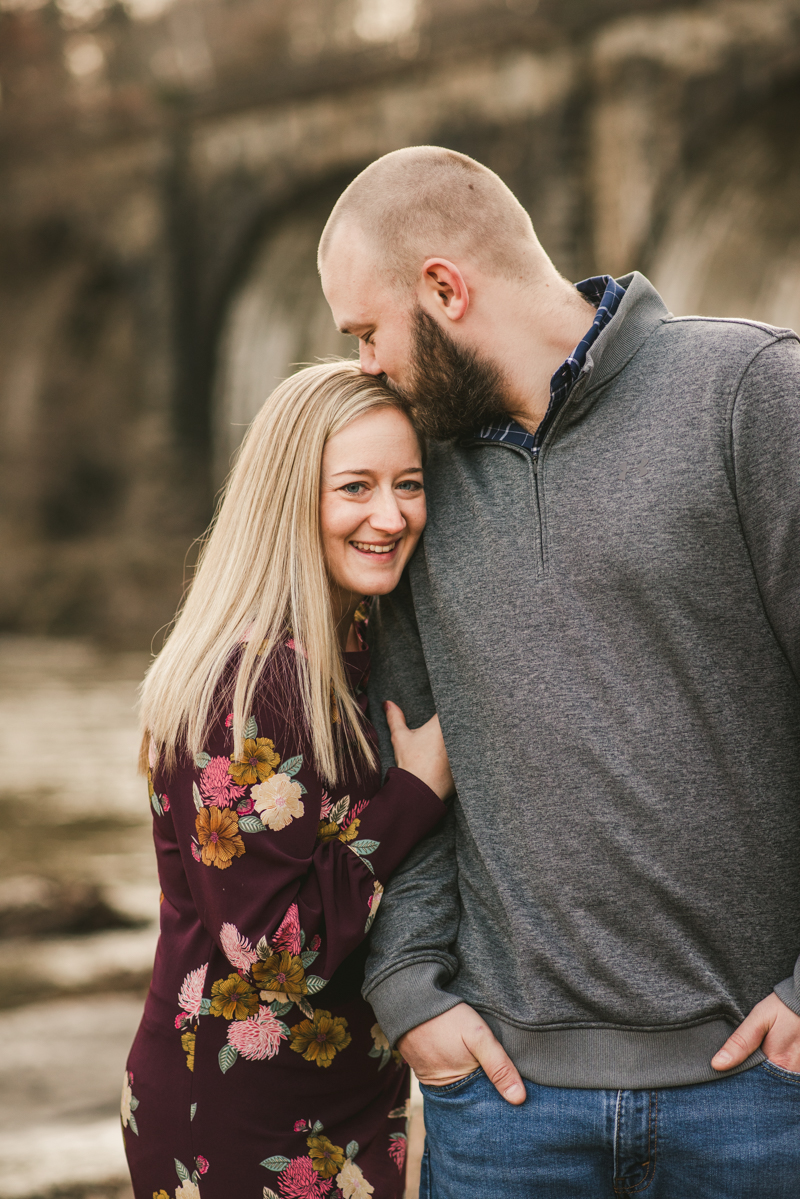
123 641 444 1199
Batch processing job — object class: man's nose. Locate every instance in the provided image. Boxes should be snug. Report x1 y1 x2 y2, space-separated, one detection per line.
359 340 382 376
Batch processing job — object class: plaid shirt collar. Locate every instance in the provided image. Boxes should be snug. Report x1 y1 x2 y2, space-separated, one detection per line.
477 274 627 456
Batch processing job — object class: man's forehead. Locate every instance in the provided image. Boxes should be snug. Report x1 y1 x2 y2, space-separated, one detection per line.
321 230 389 329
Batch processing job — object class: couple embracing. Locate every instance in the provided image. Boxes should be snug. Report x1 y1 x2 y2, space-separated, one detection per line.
124 148 800 1199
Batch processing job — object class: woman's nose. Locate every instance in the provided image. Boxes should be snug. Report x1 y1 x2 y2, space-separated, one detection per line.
369 491 407 535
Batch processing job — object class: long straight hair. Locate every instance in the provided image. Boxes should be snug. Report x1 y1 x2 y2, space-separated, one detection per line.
139 361 411 785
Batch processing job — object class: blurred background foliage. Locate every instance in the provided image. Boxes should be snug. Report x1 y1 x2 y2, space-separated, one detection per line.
2 0 800 648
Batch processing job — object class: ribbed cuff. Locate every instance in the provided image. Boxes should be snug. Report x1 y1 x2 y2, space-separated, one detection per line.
364 960 462 1047
774 975 800 1017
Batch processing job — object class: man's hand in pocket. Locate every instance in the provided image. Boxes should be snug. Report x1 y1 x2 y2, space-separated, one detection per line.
397 1003 526 1103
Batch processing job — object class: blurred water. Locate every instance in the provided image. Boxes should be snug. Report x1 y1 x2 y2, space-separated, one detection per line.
0 637 156 1199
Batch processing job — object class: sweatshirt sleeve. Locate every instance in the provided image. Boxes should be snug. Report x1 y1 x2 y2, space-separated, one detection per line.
150 652 445 995
732 332 800 1016
362 571 464 1044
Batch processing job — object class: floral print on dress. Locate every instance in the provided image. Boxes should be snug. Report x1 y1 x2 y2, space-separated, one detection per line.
180 917 332 1074
188 717 308 868
154 1154 208 1199
120 1070 139 1135
315 794 380 874
262 1120 374 1198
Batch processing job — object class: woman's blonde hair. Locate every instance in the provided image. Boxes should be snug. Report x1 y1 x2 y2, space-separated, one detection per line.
139 360 412 785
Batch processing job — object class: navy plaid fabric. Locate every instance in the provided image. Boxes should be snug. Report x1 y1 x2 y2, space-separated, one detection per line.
477 274 627 456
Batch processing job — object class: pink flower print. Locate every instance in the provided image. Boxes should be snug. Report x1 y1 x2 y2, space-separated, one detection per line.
388 1134 407 1172
196 1156 209 1175
174 1013 187 1029
294 1119 308 1132
226 1005 287 1061
225 713 233 728
199 756 246 808
178 963 208 1018
271 903 302 956
310 934 321 952
161 794 171 812
191 841 202 862
318 791 333 820
219 922 258 971
277 1156 332 1199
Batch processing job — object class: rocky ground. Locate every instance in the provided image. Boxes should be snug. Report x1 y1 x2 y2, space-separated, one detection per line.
0 637 423 1199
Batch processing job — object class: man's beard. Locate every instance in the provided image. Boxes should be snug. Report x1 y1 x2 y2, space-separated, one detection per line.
388 306 509 441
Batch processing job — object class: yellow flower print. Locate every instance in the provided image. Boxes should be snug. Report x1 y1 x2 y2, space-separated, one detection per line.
252 950 307 1003
181 1030 196 1071
337 818 360 844
229 737 280 786
307 1133 345 1178
317 820 341 843
195 807 245 870
290 1009 351 1067
252 773 304 830
209 972 259 1020
153 1192 170 1199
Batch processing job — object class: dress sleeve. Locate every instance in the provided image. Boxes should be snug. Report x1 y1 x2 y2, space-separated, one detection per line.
150 652 445 993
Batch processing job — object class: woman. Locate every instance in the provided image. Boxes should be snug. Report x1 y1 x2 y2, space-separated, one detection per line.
124 362 452 1199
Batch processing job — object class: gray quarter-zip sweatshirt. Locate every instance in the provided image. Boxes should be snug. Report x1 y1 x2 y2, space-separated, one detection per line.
362 272 800 1089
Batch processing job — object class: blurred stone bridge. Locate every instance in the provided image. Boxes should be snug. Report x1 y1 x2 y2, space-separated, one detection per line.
2 0 800 646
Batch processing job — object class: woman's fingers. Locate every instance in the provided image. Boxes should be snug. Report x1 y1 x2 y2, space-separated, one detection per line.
383 700 408 740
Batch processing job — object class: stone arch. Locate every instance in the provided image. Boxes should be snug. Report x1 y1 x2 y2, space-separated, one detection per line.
212 182 357 482
647 83 800 326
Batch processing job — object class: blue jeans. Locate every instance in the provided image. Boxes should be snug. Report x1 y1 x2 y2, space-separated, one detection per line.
419 1063 800 1197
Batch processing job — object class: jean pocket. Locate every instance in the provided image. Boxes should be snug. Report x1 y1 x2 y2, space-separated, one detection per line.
419 1067 485 1097
760 1060 800 1086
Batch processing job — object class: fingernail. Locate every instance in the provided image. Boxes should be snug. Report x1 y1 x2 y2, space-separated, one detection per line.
504 1084 525 1101
713 1051 730 1066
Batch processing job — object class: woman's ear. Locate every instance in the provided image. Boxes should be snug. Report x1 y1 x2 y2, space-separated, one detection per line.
419 258 469 322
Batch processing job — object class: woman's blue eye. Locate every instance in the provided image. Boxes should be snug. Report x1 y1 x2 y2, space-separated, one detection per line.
397 481 423 492
342 483 365 495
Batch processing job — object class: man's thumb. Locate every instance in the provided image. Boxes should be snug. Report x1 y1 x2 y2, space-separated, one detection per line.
711 1011 768 1071
471 1031 526 1105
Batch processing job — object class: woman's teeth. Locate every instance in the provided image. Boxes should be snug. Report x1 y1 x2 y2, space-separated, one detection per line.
351 541 398 554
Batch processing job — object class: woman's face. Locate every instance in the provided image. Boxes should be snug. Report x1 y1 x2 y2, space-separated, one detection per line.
320 406 426 610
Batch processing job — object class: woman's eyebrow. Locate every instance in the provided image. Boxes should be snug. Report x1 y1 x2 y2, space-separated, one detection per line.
331 467 423 477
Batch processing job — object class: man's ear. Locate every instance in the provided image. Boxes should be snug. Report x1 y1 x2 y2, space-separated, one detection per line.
419 258 469 322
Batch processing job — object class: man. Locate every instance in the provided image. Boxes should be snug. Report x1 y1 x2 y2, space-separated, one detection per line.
318 147 800 1197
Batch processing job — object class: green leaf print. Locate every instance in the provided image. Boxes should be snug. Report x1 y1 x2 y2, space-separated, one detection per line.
300 949 318 968
346 1141 359 1160
305 975 327 994
238 814 267 834
329 795 350 824
244 715 258 739
194 752 211 769
256 936 271 960
192 783 203 813
263 1189 281 1199
281 755 303 777
175 1159 190 1182
127 1112 139 1136
218 1044 238 1073
270 1000 293 1017
350 839 380 854
190 1102 197 1121
199 997 211 1016
311 1120 324 1134
260 1156 290 1172
150 791 163 817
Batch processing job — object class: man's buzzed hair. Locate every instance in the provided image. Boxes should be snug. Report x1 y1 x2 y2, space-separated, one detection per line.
318 146 540 287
